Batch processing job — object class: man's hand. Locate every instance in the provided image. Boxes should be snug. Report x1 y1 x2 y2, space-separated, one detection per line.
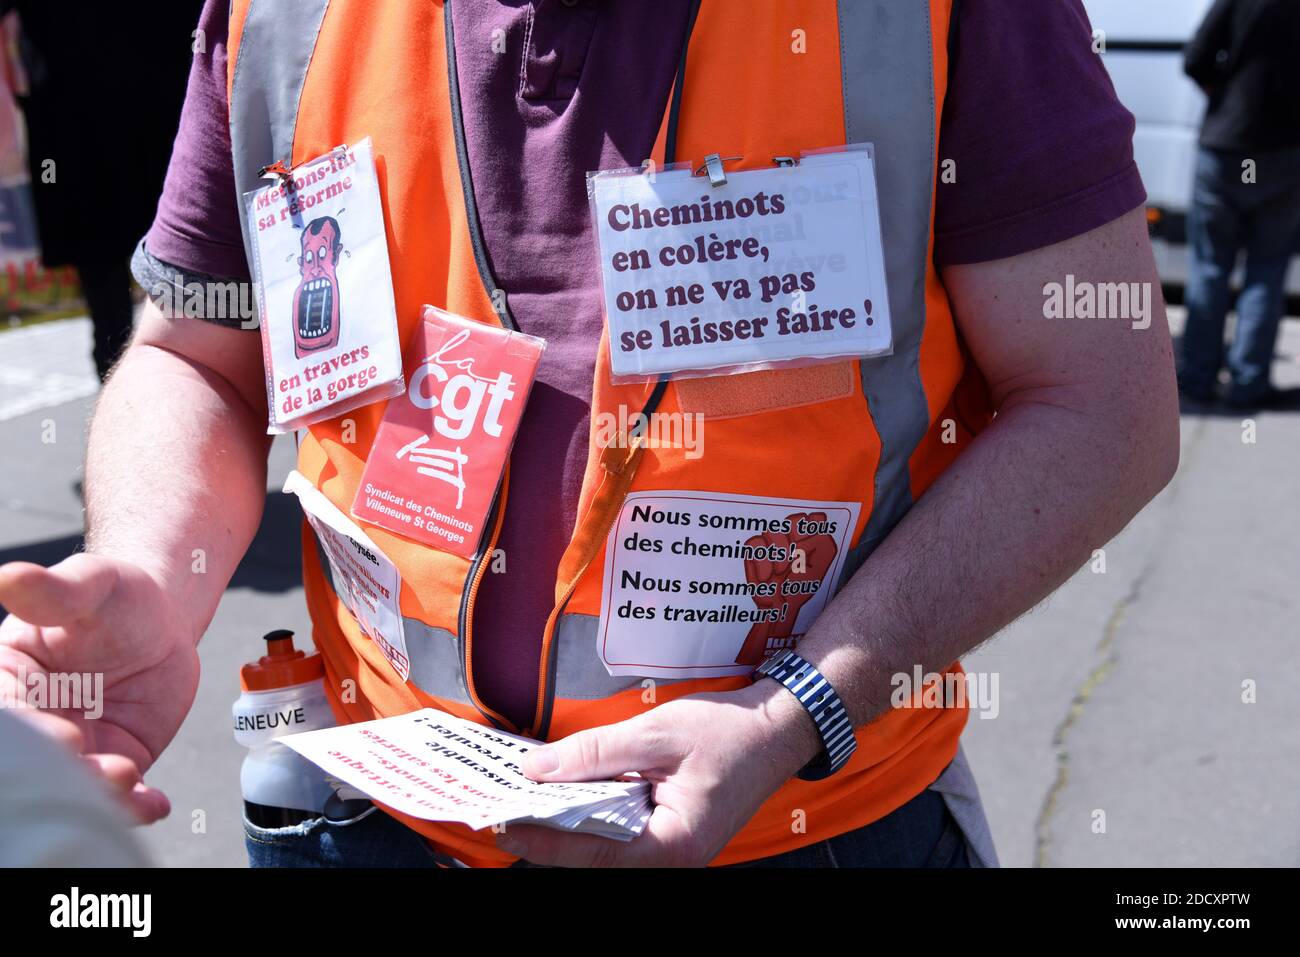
0 553 200 822
0 300 271 824
497 682 821 867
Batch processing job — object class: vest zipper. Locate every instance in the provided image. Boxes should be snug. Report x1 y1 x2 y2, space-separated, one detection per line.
528 378 669 739
525 0 697 739
444 0 694 739
445 1 521 732
456 470 517 731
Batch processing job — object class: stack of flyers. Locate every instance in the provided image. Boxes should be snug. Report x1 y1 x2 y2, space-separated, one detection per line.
281 708 653 841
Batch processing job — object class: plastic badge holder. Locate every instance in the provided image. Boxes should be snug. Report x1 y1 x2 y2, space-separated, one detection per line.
350 306 546 561
587 144 894 385
243 137 405 434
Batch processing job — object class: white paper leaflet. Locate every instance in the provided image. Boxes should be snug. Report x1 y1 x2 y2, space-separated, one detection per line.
280 709 654 841
283 470 409 681
598 490 861 679
590 147 893 380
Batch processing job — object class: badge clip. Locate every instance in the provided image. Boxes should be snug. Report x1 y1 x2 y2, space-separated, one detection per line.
693 153 740 187
257 159 293 187
694 154 800 185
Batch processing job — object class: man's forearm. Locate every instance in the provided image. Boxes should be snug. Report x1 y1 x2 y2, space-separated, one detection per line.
800 385 1179 729
85 340 271 641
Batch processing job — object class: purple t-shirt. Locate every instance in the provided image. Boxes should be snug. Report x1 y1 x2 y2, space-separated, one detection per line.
139 0 1144 730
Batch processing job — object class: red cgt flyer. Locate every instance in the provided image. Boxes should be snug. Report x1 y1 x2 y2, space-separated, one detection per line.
351 306 545 559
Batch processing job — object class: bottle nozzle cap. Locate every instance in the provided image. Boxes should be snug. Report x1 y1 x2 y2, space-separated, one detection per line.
240 630 325 691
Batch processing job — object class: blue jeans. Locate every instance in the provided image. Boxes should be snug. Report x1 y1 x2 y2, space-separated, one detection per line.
1181 146 1300 402
244 782 971 868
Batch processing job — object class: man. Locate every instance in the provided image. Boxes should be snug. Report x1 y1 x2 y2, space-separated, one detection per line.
3 0 200 378
0 0 1179 868
1180 0 1300 408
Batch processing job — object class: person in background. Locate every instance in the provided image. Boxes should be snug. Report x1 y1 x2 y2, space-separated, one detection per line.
1179 0 1300 409
1 1 198 379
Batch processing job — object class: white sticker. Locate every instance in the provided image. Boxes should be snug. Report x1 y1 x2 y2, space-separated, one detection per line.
283 471 409 681
590 148 892 381
597 490 860 678
246 138 404 431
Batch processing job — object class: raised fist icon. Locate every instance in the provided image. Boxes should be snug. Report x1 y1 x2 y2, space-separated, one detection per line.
734 511 838 666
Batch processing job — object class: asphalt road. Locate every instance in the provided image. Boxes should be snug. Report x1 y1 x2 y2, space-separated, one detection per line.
1 310 1296 867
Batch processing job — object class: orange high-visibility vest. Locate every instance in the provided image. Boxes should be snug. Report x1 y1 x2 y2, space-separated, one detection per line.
227 0 990 866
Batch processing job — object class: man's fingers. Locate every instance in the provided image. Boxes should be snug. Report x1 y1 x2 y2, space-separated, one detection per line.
123 782 171 825
81 753 169 824
499 806 697 867
522 718 674 783
0 555 118 627
83 752 143 793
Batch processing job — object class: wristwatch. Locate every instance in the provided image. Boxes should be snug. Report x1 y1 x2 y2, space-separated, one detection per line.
754 649 857 781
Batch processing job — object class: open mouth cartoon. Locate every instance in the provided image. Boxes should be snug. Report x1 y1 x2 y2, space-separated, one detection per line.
292 215 343 357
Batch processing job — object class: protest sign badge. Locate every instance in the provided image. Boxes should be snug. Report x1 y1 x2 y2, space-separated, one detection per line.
588 145 893 383
586 147 881 676
282 471 409 682
596 490 860 679
244 138 404 432
351 306 546 560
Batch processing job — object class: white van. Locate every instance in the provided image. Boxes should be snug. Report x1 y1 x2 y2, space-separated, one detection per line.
1082 0 1300 294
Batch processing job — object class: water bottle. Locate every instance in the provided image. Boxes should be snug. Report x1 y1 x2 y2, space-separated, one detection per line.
233 630 337 827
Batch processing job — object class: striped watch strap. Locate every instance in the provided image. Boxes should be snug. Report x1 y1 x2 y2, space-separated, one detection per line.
755 650 857 781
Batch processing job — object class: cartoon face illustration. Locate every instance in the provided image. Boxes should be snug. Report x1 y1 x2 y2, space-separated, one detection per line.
292 216 343 357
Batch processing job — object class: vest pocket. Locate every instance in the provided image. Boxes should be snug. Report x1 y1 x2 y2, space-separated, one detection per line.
673 360 856 420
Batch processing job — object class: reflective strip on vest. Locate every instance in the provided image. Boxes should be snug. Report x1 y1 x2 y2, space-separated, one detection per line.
552 613 645 700
312 537 470 704
314 534 647 702
228 0 332 270
837 0 937 581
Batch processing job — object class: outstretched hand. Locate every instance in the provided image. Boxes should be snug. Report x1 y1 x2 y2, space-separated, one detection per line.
0 553 201 823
